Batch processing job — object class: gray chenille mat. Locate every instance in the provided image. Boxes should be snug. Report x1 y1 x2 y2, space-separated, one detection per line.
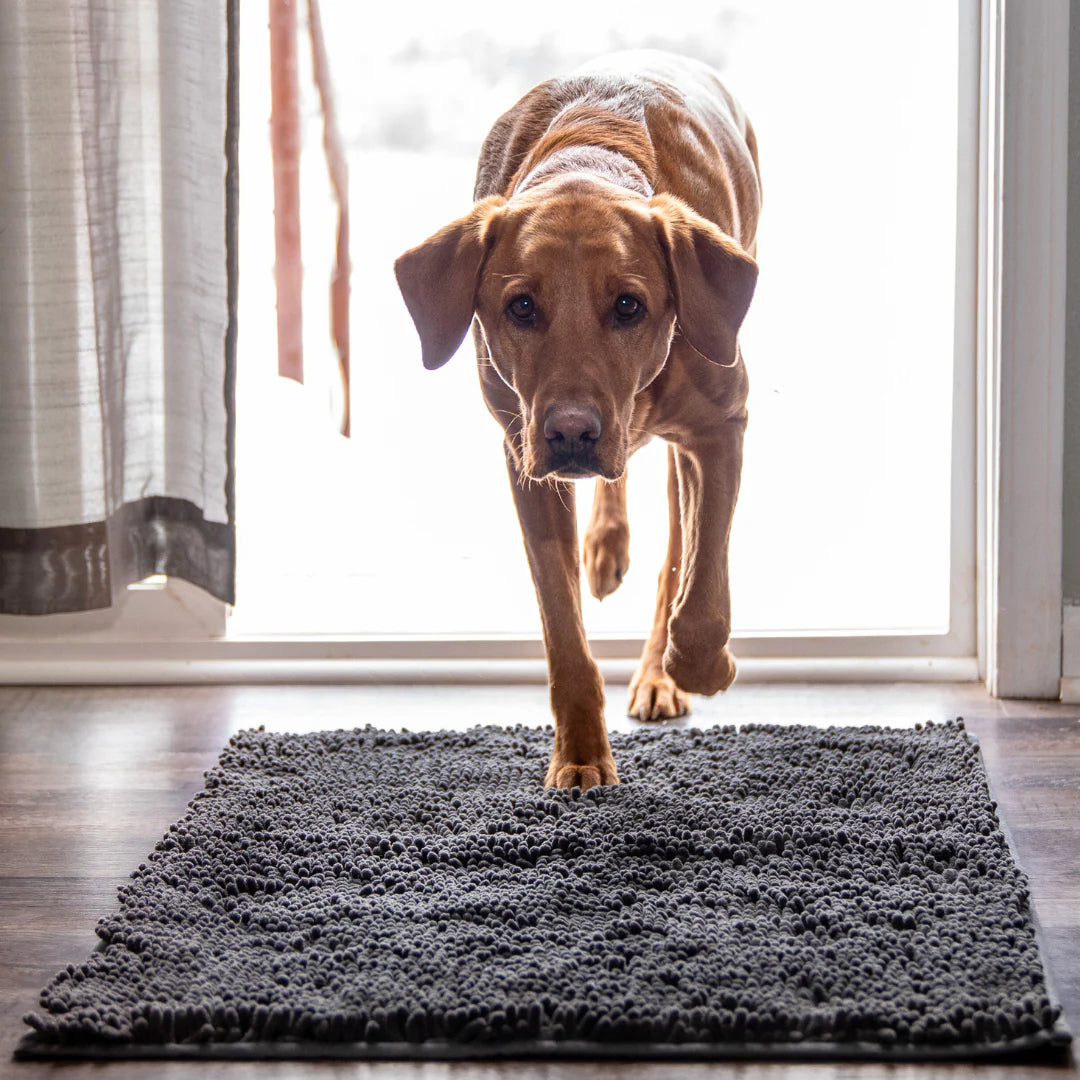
16 720 1072 1061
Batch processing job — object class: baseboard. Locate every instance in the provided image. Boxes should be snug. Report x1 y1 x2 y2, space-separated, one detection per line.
1061 604 1080 691
0 655 979 686
1060 677 1080 704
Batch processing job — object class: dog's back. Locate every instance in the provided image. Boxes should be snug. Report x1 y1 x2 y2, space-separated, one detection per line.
475 49 761 251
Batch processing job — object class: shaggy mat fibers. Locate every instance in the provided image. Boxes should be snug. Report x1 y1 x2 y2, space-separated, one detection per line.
17 720 1071 1060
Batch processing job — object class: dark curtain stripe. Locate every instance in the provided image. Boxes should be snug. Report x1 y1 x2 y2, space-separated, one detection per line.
225 0 238 533
0 497 235 615
0 523 111 614
109 497 235 607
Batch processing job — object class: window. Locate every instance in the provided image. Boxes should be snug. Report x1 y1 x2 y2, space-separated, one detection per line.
232 1 970 653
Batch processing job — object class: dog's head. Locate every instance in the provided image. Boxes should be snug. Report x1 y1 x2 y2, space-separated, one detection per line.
394 176 757 480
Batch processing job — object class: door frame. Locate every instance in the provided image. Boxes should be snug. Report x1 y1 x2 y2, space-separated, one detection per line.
977 0 1069 698
0 1 1069 696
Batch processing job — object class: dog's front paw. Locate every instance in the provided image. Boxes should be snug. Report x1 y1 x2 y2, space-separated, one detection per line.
545 753 619 791
662 638 737 696
583 522 629 600
627 670 689 721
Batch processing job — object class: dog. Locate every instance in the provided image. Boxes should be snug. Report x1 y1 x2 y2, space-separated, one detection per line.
395 50 761 791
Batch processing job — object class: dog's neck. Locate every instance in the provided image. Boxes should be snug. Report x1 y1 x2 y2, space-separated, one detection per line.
514 145 654 198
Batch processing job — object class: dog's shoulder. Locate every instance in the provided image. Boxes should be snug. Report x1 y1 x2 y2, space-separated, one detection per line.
472 70 669 201
473 81 565 201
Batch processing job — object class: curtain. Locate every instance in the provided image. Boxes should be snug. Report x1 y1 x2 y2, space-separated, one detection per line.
0 0 238 615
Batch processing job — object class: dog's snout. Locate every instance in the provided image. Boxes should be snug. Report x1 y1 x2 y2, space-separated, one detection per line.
544 403 602 457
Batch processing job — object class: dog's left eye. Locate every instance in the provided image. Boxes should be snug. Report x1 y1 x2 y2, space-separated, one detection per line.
507 294 537 324
614 295 644 322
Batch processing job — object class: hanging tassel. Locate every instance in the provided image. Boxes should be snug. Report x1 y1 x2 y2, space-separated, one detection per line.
307 0 351 437
268 0 304 386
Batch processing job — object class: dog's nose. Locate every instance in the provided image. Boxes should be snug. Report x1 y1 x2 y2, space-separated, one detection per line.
544 403 602 457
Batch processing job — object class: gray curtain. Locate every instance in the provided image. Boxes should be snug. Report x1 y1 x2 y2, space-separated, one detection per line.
0 0 238 615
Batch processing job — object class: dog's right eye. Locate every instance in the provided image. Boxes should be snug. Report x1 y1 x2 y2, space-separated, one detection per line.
507 294 536 324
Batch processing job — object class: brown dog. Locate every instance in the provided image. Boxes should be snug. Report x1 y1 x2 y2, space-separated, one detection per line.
395 50 761 790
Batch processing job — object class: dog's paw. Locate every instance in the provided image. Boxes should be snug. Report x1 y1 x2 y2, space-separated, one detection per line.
662 640 737 696
627 670 689 721
544 754 619 791
583 521 629 600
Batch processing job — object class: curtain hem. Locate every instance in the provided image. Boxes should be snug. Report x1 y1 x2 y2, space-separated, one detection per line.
0 497 235 615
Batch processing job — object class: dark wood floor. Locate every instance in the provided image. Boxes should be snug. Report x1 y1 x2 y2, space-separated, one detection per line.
1 682 1077 1079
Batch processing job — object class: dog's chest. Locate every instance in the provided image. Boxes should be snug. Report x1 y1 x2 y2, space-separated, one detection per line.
631 344 749 448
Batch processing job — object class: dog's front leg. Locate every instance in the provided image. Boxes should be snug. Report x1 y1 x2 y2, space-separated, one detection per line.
628 445 689 720
583 474 630 600
663 414 746 696
505 448 618 790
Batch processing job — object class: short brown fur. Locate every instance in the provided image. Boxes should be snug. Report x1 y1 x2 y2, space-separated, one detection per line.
395 51 762 788
509 105 659 191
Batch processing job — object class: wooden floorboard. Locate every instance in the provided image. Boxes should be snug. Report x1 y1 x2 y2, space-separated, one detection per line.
1 682 1078 1079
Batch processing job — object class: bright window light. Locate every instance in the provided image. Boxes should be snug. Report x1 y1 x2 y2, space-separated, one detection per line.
232 0 958 638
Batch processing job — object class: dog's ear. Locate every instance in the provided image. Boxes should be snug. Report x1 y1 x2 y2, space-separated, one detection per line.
394 195 507 370
650 193 758 367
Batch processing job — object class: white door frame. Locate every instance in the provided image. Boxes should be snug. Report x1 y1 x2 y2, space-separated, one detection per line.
0 2 1070 695
977 0 1069 698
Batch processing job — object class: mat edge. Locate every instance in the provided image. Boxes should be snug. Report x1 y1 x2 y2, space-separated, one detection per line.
969 725 1075 1048
13 1030 1073 1064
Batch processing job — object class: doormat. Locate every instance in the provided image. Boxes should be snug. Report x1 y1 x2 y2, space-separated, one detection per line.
16 720 1071 1061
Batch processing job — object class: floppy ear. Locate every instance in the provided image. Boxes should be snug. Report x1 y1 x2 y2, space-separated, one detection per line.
650 193 758 367
394 195 506 370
